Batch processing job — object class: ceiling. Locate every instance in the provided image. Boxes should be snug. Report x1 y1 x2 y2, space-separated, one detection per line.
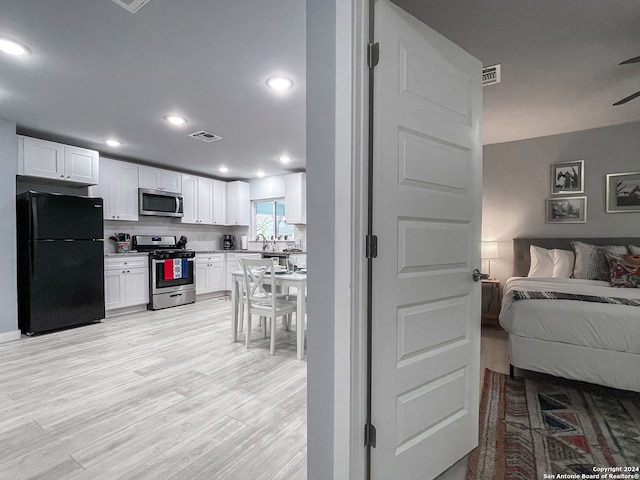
1 1 639 180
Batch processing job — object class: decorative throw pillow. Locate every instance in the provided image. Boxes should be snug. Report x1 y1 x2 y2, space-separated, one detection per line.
528 245 554 277
551 249 575 278
605 253 640 288
571 241 629 281
630 245 640 255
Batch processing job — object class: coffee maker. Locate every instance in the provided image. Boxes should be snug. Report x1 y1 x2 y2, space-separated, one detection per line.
223 234 235 250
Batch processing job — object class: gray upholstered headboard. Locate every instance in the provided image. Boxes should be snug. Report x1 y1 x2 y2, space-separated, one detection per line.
512 237 640 277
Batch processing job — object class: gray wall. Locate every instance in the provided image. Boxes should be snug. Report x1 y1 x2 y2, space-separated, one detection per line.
483 120 640 284
0 119 19 338
306 0 335 477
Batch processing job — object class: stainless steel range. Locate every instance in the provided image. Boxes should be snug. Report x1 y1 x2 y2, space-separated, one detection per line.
133 235 196 310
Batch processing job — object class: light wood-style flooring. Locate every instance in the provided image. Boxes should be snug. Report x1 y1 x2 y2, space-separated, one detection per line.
0 299 510 480
0 298 307 480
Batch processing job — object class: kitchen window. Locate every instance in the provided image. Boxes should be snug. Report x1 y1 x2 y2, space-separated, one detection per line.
253 199 294 240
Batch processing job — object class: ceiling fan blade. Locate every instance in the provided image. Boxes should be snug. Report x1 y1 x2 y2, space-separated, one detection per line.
613 90 640 106
620 56 640 65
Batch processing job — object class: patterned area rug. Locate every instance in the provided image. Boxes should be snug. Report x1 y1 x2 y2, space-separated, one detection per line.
466 370 640 479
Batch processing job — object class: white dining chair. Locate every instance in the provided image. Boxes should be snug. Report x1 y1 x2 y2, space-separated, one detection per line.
240 257 298 355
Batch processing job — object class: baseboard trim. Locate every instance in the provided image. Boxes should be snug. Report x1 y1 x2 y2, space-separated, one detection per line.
0 330 22 344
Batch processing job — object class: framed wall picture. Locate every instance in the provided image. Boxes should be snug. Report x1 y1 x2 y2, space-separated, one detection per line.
546 196 587 223
606 172 640 213
551 160 584 195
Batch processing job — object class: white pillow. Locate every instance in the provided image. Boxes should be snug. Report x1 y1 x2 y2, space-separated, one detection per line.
528 245 575 278
528 246 554 277
551 249 575 278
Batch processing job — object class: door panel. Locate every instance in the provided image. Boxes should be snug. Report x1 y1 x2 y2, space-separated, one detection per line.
370 1 482 478
65 146 98 183
127 268 149 306
31 193 104 240
29 240 105 332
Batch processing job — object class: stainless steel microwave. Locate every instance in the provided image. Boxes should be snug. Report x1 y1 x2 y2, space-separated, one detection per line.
138 188 184 217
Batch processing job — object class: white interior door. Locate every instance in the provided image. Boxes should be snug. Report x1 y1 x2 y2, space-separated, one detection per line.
370 1 483 478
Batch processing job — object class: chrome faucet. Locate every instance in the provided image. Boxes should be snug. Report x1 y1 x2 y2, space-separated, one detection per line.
257 233 267 251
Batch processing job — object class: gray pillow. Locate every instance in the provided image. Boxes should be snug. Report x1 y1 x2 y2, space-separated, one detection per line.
630 245 640 255
571 241 629 280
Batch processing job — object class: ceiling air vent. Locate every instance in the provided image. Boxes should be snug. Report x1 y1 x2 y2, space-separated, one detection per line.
110 0 153 14
482 64 501 86
188 130 223 143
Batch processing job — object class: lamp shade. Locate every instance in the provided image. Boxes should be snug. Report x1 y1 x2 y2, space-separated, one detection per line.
482 241 499 259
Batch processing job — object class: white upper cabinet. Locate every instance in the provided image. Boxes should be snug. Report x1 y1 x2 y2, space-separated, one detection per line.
181 175 213 225
90 158 139 221
181 175 198 223
197 178 214 224
138 166 182 193
212 179 227 225
226 181 250 226
18 136 99 185
284 172 306 224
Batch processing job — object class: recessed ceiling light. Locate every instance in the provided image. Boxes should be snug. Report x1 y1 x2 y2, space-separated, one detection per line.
266 76 293 91
164 115 187 126
279 156 291 164
104 139 121 147
256 170 266 178
219 166 229 173
0 38 30 56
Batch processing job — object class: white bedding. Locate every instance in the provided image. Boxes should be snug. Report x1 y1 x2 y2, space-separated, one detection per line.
499 277 640 354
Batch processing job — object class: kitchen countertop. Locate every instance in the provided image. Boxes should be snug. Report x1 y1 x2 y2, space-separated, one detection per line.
195 249 264 254
104 250 306 257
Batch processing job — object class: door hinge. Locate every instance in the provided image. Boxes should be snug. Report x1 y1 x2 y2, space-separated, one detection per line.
367 42 379 69
364 423 377 448
366 235 378 259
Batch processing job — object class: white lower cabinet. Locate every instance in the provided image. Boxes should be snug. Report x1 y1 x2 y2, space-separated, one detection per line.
289 253 307 269
225 253 262 290
104 256 149 311
195 254 225 295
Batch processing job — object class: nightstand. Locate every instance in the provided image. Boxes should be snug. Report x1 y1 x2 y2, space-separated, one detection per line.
481 278 501 327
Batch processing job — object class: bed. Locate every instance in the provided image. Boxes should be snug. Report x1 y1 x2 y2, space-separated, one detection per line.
499 237 640 392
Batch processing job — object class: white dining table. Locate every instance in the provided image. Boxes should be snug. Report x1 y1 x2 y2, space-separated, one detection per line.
230 270 308 360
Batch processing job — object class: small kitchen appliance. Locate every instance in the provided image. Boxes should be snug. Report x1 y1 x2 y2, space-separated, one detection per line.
132 235 196 310
138 188 184 218
223 234 235 250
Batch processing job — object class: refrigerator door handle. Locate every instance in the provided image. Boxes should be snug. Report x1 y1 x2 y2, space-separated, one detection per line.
31 198 38 239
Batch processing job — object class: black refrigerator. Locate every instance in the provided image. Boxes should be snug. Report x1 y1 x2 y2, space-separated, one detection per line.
16 191 105 335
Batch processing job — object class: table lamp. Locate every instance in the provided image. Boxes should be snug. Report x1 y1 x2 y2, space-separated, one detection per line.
481 241 499 279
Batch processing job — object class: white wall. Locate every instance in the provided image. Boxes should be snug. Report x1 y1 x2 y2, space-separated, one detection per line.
0 120 19 341
306 0 336 477
483 121 640 284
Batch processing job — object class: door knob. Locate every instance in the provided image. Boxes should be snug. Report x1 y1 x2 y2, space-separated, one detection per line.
472 269 489 282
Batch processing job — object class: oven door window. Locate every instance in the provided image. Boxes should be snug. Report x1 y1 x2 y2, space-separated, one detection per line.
155 260 194 288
